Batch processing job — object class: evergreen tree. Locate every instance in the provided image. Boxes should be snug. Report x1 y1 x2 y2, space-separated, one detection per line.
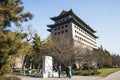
0 30 28 75
0 0 33 28
0 0 33 75
93 47 112 68
30 34 44 71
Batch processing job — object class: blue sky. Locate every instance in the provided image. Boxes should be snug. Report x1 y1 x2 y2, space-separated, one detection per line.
23 0 120 55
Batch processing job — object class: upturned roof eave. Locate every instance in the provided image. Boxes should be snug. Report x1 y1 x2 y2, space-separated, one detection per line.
50 14 69 21
47 19 71 28
70 11 96 33
71 19 98 38
50 9 72 21
51 9 96 33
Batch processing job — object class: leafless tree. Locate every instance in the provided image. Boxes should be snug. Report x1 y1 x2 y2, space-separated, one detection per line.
44 35 88 70
112 54 120 67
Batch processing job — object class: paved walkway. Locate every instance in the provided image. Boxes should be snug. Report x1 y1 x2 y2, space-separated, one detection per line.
14 70 120 80
18 75 102 80
100 70 120 80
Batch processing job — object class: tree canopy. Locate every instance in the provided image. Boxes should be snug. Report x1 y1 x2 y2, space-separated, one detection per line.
93 46 112 68
0 0 33 75
0 0 33 28
0 30 28 74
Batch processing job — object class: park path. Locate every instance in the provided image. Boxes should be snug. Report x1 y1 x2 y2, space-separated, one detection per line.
100 70 120 80
14 70 120 80
17 75 102 80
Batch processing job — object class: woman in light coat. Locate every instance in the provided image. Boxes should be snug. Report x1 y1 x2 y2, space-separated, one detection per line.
68 66 72 78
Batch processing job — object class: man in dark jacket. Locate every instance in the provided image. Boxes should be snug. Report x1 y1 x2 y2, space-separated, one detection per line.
57 66 62 78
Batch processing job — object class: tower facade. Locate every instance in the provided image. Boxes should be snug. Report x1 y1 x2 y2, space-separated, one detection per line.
47 10 98 49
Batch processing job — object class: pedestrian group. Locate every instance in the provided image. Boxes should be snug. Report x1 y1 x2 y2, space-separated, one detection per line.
57 65 72 78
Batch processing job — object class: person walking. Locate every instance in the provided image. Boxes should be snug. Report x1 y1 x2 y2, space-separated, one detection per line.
66 66 69 77
68 66 72 78
57 66 62 78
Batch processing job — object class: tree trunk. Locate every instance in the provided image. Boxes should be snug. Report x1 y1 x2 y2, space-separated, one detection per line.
21 56 26 75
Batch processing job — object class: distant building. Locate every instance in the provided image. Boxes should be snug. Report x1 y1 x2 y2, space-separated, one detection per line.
47 9 98 49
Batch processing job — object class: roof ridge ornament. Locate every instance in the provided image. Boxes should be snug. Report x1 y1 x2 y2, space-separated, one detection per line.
59 10 68 16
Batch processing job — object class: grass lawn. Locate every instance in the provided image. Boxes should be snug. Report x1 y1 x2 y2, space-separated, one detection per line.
64 68 120 77
97 68 120 77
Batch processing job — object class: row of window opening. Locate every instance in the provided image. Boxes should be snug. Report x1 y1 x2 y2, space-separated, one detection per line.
56 17 69 24
74 25 94 39
54 30 68 35
54 25 68 31
75 30 96 44
75 35 96 47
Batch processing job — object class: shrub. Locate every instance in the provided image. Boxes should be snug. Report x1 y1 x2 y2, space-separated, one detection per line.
13 68 21 73
0 76 21 80
0 65 12 75
72 70 79 75
72 70 91 76
31 69 36 74
72 69 100 76
80 70 92 76
91 69 101 75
